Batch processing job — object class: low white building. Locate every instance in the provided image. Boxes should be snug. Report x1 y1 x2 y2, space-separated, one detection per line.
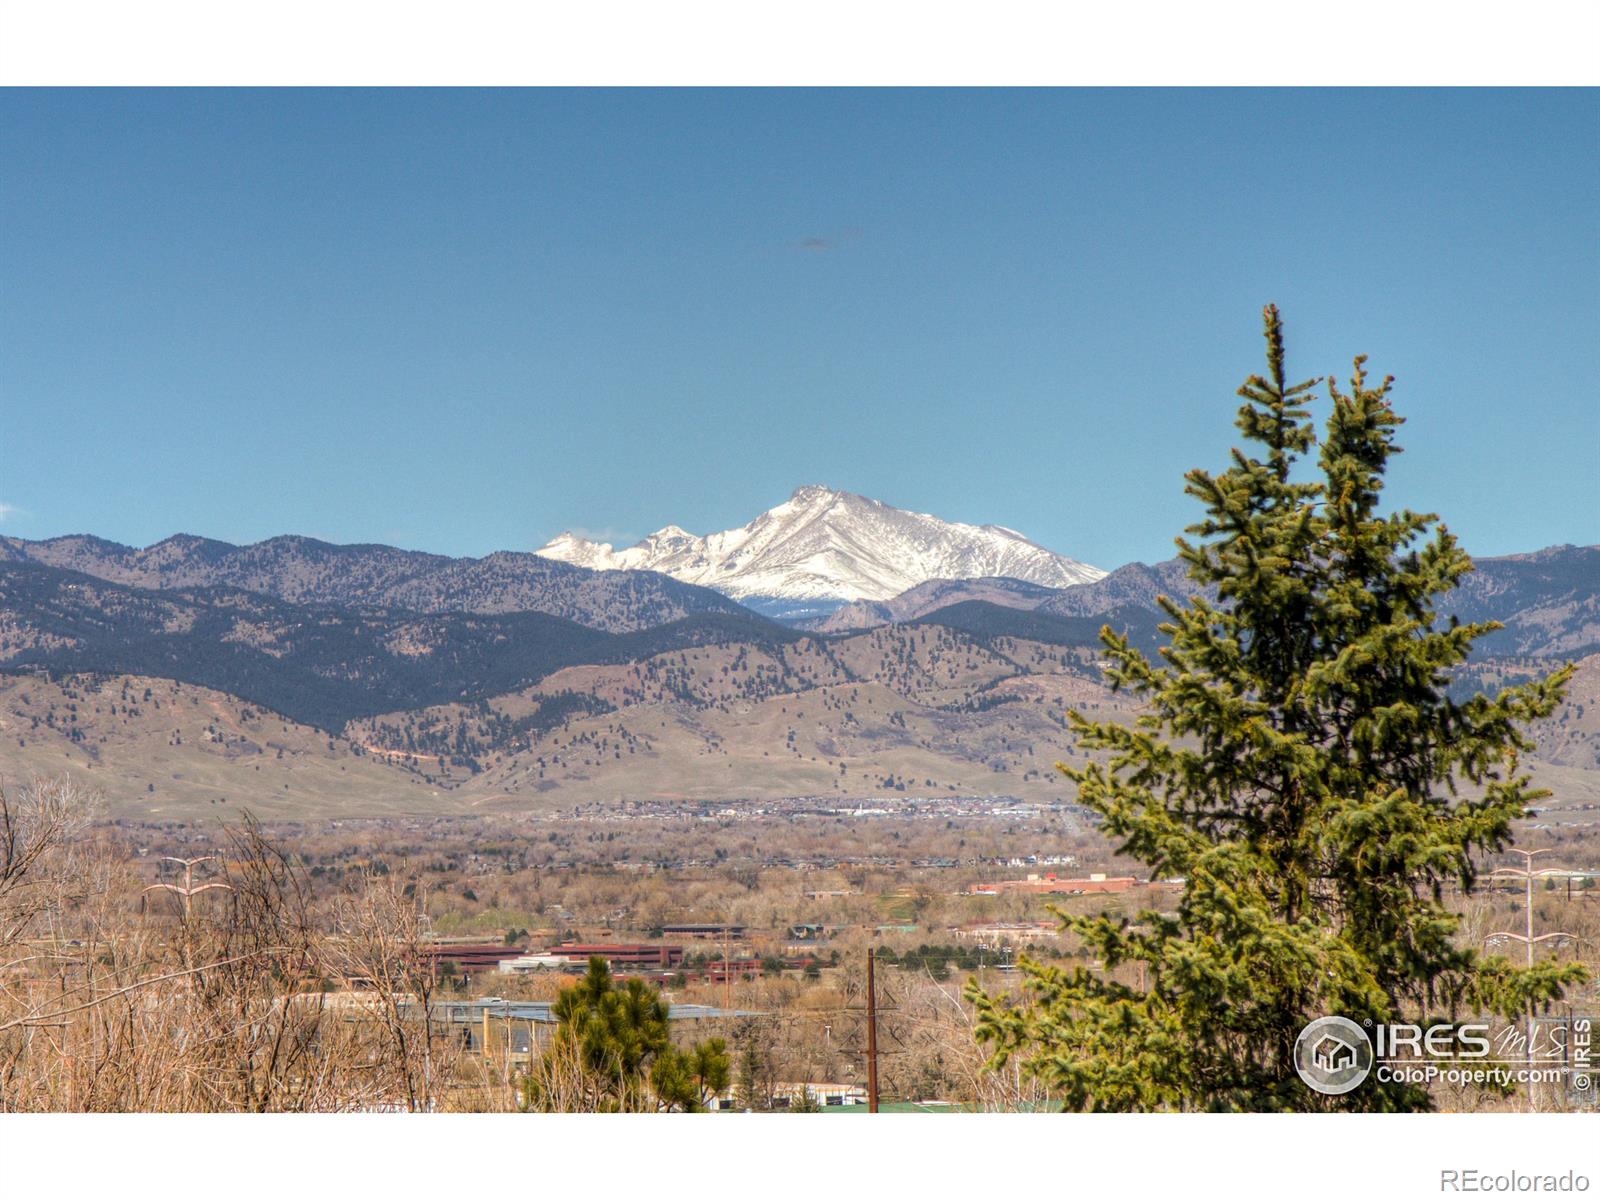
498 952 569 974
708 1081 869 1111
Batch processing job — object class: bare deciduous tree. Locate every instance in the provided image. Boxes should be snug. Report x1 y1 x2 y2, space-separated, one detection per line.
326 873 448 1111
0 777 97 955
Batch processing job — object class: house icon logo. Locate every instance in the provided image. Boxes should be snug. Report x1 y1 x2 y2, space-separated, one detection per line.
1312 1033 1357 1074
1294 1017 1373 1095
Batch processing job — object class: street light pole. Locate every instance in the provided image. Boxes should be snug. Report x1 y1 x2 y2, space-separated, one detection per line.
141 856 232 921
866 947 879 1113
1485 849 1580 1111
140 856 235 967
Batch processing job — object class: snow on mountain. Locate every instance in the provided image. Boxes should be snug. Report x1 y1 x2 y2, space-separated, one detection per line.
534 485 1106 603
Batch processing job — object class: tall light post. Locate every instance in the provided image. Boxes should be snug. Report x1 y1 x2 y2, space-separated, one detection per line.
866 947 879 1113
1484 849 1579 1110
141 856 235 967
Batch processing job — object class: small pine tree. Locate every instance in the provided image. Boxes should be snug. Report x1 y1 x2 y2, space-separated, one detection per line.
521 957 730 1112
968 306 1585 1111
734 1039 772 1111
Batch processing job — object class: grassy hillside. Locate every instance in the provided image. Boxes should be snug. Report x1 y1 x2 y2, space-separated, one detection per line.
0 673 454 820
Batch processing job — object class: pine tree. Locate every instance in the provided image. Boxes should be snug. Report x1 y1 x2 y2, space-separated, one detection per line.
968 306 1585 1111
734 1038 773 1111
521 957 730 1112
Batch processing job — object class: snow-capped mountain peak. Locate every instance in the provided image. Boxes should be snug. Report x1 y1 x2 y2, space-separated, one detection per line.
535 486 1105 604
535 531 622 572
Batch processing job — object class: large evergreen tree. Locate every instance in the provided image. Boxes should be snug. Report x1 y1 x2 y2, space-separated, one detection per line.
969 306 1585 1111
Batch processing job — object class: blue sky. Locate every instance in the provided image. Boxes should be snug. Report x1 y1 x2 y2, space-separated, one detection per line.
2 89 1595 570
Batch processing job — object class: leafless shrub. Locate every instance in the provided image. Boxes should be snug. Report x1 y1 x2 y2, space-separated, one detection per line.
0 777 98 953
326 873 449 1111
0 795 469 1111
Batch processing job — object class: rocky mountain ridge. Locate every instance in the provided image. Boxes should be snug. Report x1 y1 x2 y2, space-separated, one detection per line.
0 532 749 633
535 485 1106 606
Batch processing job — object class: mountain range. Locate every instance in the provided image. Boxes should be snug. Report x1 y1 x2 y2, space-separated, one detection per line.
0 532 746 633
0 559 798 731
534 485 1106 615
0 489 1595 818
810 546 1600 657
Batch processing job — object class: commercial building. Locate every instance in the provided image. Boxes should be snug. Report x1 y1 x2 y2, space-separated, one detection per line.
417 943 527 977
546 943 686 968
414 998 758 1068
950 921 1060 944
658 923 747 941
966 872 1137 896
707 1081 868 1110
699 957 763 984
497 952 571 974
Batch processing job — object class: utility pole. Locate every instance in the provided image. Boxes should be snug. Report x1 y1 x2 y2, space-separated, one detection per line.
722 924 731 1012
1486 848 1580 1111
140 855 234 972
866 947 879 1113
141 856 232 921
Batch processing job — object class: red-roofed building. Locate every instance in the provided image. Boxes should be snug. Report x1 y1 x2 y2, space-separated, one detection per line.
547 943 686 968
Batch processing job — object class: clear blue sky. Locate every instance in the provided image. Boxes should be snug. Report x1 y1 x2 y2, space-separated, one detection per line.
2 89 1595 570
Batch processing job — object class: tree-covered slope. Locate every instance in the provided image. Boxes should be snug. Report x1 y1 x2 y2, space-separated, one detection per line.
0 532 752 633
0 561 793 731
